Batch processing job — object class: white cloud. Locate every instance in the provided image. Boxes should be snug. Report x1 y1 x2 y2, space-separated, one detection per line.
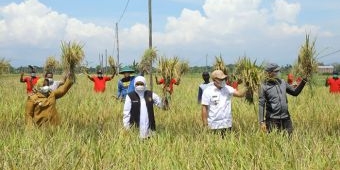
272 0 300 23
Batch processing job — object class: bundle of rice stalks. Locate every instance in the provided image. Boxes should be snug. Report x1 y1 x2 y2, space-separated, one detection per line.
235 56 265 103
294 34 318 79
61 41 85 74
108 56 118 75
139 48 157 74
157 56 179 82
0 58 10 75
213 55 228 75
44 56 59 73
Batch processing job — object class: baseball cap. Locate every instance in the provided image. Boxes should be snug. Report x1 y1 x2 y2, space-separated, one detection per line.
211 70 227 80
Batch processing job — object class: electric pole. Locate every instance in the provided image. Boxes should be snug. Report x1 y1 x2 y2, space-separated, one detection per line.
148 0 153 91
116 22 120 74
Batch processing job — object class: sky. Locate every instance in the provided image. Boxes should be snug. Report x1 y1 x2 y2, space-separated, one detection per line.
0 0 339 67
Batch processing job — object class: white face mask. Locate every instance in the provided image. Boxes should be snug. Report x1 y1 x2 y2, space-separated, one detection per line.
135 85 146 92
220 80 226 87
40 86 51 94
47 78 54 85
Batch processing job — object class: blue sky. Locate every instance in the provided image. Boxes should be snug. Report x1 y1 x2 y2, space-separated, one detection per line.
0 0 339 67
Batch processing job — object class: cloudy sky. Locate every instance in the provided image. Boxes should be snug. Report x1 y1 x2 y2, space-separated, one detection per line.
0 0 339 67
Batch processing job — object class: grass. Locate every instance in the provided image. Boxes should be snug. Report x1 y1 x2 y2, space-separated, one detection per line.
0 73 339 169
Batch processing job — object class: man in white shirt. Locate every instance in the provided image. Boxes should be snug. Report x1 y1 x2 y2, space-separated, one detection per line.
123 76 163 139
201 70 247 138
45 72 66 91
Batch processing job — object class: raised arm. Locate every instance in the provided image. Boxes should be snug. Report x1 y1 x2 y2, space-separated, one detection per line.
20 72 25 82
233 85 248 97
54 74 74 99
85 71 94 81
286 78 307 96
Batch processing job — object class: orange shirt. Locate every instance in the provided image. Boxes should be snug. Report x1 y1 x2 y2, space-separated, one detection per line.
92 76 111 92
23 76 39 93
327 78 340 93
159 78 177 94
287 74 294 85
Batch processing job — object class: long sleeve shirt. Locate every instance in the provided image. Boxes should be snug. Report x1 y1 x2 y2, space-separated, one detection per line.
123 92 162 138
258 78 306 122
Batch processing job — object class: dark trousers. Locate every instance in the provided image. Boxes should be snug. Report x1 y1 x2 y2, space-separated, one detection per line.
266 117 293 135
212 128 232 139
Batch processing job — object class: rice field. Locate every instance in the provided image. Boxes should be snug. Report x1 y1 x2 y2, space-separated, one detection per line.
0 73 339 169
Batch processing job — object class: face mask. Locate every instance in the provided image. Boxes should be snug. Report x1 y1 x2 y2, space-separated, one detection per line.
98 74 103 78
220 80 226 87
31 73 36 77
40 86 51 94
47 78 54 85
135 85 146 92
333 74 338 78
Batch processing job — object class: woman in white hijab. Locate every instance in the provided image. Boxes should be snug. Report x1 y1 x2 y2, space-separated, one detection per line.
123 76 163 138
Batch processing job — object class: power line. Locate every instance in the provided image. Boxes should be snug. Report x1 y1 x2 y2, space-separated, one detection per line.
319 49 340 59
118 0 130 23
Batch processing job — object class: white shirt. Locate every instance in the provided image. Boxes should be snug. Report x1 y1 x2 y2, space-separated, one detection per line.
123 92 162 138
201 85 235 129
49 81 63 91
199 82 212 91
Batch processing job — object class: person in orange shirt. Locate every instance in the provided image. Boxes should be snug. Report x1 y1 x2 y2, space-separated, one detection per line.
86 69 115 93
20 69 39 95
325 71 340 93
287 73 294 85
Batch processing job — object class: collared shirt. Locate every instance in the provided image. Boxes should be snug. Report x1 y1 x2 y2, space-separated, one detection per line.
49 81 63 91
201 85 235 129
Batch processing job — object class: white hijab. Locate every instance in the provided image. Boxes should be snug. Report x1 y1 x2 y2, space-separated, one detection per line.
134 76 147 96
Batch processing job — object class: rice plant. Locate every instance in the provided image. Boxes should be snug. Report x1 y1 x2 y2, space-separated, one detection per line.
213 55 228 75
61 41 85 80
44 56 59 73
235 56 265 103
0 58 10 75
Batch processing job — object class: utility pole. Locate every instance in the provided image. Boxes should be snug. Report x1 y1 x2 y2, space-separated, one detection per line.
148 0 153 91
205 54 208 71
116 22 120 74
105 49 108 74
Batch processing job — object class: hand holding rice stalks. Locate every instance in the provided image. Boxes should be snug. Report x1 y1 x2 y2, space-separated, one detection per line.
44 56 59 73
108 56 118 75
61 41 85 80
139 48 157 74
235 56 265 103
293 34 318 80
157 56 180 81
213 55 228 75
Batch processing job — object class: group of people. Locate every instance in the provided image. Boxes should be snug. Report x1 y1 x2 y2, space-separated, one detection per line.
19 63 337 139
